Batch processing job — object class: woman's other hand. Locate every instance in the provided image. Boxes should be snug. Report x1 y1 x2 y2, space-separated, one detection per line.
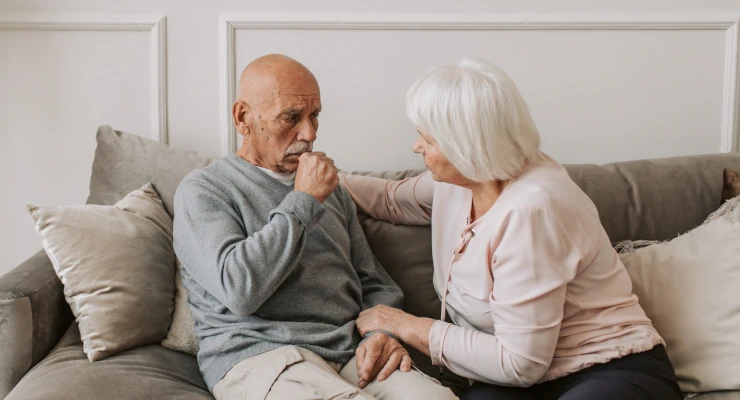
357 304 413 338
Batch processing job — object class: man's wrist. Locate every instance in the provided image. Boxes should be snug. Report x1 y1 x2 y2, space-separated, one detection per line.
360 330 403 345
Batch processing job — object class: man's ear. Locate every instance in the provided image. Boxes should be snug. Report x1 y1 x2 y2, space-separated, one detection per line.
232 100 251 136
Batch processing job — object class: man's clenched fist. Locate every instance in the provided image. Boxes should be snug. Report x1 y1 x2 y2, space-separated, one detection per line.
294 152 338 203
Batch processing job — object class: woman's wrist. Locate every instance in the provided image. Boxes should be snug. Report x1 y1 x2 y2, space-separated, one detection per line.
401 316 436 356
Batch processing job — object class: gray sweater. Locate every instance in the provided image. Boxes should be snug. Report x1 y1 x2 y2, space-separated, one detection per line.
173 154 404 390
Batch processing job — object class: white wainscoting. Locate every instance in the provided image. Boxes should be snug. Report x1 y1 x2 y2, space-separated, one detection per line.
0 14 168 142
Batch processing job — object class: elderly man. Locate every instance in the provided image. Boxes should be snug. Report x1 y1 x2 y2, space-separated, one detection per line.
173 54 457 400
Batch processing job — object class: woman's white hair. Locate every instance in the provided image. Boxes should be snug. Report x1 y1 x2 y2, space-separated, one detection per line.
406 56 541 182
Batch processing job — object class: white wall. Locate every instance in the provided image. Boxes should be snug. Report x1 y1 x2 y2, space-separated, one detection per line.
1 0 740 276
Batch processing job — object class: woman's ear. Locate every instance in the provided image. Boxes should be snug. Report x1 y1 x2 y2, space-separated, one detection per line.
232 100 251 136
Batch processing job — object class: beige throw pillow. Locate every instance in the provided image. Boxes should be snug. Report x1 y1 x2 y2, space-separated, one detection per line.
27 183 176 361
618 196 740 393
161 260 199 356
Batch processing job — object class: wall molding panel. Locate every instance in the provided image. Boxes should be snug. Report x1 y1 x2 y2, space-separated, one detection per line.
0 14 169 143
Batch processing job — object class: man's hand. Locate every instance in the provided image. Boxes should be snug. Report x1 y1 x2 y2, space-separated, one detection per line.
294 152 338 203
355 333 412 389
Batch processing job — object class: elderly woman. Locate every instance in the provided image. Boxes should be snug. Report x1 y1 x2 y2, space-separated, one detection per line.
340 57 682 400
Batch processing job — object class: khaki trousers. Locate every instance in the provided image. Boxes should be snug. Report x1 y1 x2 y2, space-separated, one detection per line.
212 346 458 400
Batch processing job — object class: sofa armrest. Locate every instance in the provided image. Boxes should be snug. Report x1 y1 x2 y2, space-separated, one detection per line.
0 250 73 398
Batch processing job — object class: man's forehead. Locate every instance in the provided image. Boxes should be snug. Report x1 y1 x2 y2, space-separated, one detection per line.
248 74 319 102
273 94 322 111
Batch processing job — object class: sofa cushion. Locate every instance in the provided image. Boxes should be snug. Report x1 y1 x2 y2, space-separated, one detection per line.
6 324 212 400
86 125 217 215
564 153 740 243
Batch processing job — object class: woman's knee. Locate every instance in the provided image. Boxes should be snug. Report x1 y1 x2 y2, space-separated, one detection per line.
555 375 682 400
461 382 537 400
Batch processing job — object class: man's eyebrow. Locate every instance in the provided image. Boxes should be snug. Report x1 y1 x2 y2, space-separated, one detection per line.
279 108 302 117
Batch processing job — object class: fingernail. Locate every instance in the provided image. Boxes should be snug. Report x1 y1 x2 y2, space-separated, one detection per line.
363 373 369 380
379 374 385 380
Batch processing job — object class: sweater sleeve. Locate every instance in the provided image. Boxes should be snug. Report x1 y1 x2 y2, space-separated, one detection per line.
341 187 404 311
173 179 325 317
338 171 434 225
428 206 582 387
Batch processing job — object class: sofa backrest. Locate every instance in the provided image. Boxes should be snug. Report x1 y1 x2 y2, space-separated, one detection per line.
89 125 740 245
565 154 740 243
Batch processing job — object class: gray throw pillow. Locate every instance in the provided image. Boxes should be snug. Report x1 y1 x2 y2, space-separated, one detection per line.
86 125 217 216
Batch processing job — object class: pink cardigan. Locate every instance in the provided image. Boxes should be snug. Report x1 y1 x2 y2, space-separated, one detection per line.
340 153 664 386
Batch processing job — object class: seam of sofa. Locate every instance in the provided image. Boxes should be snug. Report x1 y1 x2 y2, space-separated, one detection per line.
1 271 60 302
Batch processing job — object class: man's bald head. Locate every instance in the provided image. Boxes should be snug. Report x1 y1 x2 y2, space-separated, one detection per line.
237 54 319 104
232 54 322 173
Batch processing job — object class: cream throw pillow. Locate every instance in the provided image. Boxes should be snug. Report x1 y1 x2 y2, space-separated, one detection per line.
161 260 199 356
27 183 176 361
618 196 740 393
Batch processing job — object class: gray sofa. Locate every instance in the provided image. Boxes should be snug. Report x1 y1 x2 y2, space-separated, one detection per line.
2 125 740 399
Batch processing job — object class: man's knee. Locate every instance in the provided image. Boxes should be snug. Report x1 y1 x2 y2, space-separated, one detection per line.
364 369 458 400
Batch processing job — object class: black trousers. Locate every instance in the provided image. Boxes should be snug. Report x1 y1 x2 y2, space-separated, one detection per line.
461 346 682 400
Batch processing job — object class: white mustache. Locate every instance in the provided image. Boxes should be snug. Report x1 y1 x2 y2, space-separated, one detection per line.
286 141 312 155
